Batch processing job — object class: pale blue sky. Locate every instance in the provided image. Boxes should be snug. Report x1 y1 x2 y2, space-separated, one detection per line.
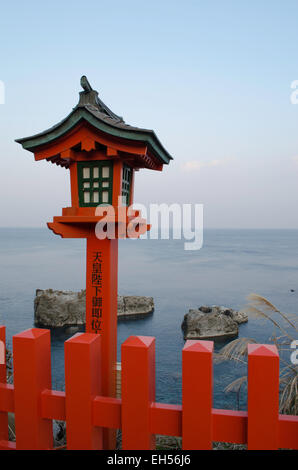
1 0 298 227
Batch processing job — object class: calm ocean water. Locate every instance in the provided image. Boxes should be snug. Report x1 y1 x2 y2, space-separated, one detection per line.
0 228 297 409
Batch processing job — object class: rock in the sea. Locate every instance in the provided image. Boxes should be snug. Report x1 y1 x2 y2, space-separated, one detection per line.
227 309 248 325
117 295 155 319
181 305 248 341
34 289 154 327
120 296 154 319
35 289 86 328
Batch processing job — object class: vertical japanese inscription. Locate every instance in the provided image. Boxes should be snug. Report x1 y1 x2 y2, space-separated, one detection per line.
91 251 103 333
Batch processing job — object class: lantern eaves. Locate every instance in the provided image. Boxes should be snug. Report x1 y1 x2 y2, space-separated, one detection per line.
16 77 173 165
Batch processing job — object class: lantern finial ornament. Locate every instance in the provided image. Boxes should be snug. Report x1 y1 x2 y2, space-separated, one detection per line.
80 75 93 93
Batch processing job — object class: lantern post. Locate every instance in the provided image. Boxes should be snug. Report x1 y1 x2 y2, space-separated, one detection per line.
16 76 172 449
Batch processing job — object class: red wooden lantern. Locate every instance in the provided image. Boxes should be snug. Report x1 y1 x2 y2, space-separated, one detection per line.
16 76 172 448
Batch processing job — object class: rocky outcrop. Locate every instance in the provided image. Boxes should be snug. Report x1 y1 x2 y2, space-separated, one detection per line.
181 305 248 341
34 289 154 327
118 295 155 319
34 290 86 328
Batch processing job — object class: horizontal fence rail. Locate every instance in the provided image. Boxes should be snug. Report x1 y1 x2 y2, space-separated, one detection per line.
0 326 297 450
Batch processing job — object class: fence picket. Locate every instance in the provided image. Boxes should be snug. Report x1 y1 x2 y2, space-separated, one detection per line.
121 336 156 450
13 328 53 449
0 326 8 442
182 340 213 450
65 332 103 450
248 344 279 450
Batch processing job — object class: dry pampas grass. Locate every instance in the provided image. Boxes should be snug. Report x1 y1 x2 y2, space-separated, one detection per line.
216 294 298 415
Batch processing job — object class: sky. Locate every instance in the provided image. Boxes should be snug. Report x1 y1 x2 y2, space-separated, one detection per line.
1 0 298 228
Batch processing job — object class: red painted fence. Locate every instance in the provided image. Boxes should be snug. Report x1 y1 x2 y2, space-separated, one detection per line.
0 326 297 450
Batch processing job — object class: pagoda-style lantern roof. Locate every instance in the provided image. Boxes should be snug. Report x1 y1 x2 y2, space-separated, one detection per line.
16 76 172 171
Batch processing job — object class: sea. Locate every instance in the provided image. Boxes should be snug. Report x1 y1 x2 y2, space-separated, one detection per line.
0 228 297 410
